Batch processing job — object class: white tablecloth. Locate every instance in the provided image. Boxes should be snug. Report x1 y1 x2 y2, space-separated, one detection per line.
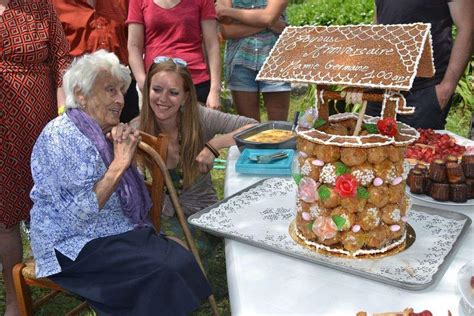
223 145 473 316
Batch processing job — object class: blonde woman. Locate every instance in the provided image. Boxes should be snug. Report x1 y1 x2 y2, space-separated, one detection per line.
135 56 256 262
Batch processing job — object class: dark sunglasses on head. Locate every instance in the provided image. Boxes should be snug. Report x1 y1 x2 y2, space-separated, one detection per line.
153 56 188 67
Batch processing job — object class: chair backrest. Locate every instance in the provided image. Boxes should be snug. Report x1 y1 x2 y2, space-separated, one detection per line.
136 131 168 231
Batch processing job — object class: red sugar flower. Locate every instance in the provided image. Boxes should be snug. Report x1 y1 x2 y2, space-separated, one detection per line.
334 174 358 198
377 118 398 137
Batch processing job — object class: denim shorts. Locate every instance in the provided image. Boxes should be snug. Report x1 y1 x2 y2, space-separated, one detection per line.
228 64 291 93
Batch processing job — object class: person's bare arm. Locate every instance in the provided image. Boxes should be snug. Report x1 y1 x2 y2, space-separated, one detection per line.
436 0 473 109
127 23 146 91
220 21 266 39
208 123 257 150
216 0 288 28
57 87 65 110
195 123 256 173
268 17 287 34
218 0 265 39
201 19 222 110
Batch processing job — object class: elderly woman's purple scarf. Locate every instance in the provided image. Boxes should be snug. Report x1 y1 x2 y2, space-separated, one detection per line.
67 108 152 226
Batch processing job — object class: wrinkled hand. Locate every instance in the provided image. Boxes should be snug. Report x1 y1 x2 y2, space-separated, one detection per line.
206 90 221 110
195 147 216 174
107 123 141 170
435 83 453 110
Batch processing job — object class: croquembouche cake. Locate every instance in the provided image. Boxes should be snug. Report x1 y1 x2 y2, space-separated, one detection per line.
293 108 419 257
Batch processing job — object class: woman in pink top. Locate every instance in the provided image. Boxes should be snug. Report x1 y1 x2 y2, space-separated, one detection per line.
127 0 221 109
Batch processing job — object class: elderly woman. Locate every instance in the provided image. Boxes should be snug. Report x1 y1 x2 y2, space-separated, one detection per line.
29 50 211 316
135 57 257 266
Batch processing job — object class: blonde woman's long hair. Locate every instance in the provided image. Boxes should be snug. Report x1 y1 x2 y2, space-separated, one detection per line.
140 60 203 188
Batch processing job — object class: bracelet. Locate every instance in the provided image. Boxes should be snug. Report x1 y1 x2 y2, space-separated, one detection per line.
205 142 220 158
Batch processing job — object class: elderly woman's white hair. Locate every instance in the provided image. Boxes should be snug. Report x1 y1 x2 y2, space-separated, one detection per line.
63 50 132 109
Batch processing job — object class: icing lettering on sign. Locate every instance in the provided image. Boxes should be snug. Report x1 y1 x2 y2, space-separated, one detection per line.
257 23 435 91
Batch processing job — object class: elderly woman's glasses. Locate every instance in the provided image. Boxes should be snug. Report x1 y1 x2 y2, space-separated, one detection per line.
153 56 187 67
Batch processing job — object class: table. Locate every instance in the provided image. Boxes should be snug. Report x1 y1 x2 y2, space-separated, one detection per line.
223 145 473 316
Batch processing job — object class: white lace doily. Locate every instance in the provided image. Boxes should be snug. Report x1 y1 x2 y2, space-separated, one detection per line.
189 178 470 289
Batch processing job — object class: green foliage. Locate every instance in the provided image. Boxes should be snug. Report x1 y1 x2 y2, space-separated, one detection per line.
445 61 474 138
287 0 374 26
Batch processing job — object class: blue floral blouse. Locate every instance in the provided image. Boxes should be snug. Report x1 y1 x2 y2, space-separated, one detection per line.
30 114 136 277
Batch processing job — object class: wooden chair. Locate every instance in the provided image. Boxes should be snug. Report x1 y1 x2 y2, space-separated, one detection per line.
13 131 219 316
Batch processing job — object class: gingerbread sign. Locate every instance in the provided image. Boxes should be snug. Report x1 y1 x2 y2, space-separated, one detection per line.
257 23 435 91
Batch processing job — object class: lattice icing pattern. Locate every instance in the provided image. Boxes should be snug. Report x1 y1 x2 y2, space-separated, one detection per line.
296 113 419 148
257 23 435 91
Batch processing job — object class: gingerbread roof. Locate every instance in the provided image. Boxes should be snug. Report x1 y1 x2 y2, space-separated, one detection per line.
257 23 435 91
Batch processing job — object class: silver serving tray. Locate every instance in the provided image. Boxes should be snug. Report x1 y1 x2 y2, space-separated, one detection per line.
188 178 471 290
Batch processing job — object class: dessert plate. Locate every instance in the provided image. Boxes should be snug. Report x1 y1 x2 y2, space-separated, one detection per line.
457 260 474 314
405 187 474 208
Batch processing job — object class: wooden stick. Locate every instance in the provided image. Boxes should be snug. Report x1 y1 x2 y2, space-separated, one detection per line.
353 101 368 136
138 142 220 316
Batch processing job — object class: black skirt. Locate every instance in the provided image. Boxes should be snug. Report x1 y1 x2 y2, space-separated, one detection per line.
49 227 212 316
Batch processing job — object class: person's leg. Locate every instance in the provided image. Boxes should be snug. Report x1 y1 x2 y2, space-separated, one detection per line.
195 80 211 105
231 90 261 121
228 65 261 121
262 91 290 121
50 227 210 316
120 78 140 123
260 80 291 121
0 223 22 316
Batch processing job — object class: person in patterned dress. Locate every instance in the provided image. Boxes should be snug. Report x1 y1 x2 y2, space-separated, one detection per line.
0 0 71 314
50 0 140 123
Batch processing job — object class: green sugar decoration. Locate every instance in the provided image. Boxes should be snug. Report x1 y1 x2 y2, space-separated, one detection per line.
332 215 346 231
357 186 369 200
318 185 331 201
363 123 378 134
